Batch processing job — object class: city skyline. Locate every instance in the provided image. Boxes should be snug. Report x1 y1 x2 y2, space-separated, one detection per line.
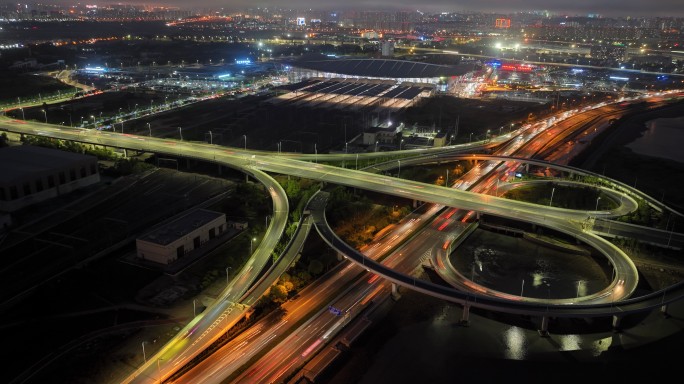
114 0 684 17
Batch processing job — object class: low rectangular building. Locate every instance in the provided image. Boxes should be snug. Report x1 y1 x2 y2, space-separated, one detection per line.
0 145 100 212
136 209 227 265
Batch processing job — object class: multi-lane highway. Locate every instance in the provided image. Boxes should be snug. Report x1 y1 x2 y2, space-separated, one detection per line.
2 91 683 383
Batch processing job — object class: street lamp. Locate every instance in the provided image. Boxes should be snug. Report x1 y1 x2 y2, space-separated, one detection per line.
314 143 317 163
595 196 601 211
208 130 213 144
375 140 379 152
397 160 401 177
243 134 247 150
250 237 256 254
142 341 148 363
469 132 473 143
41 109 47 123
19 107 25 120
147 123 151 137
549 187 555 206
178 127 183 141
226 266 232 285
400 139 404 150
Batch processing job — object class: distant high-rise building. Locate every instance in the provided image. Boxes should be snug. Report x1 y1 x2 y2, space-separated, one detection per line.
495 18 511 28
590 45 626 62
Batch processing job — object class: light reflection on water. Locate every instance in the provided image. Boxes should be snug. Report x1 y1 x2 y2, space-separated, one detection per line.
503 326 527 360
559 334 581 351
626 117 684 163
591 336 613 357
453 230 608 299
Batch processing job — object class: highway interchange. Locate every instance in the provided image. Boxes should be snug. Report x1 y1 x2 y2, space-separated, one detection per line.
2 90 684 383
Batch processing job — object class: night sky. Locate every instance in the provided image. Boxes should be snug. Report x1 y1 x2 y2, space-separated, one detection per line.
135 0 684 17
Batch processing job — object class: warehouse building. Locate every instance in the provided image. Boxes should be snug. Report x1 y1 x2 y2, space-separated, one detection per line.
136 209 227 265
0 145 100 212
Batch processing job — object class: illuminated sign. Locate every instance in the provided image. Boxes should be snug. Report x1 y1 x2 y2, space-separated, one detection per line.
235 59 251 65
296 17 306 26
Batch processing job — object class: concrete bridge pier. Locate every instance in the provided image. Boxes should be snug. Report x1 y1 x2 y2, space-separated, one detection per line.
391 283 401 301
612 315 622 332
459 303 470 326
538 316 550 337
661 304 669 317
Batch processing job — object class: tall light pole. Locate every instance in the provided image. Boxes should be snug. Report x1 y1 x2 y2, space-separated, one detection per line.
208 130 213 144
226 267 232 285
469 132 473 142
147 123 151 137
243 134 247 150
445 169 449 187
178 127 183 141
142 341 147 363
157 357 163 384
397 160 401 177
19 107 25 120
520 279 524 297
595 196 601 211
41 109 47 123
345 141 348 154
549 187 555 207
314 143 317 163
250 237 256 254
375 140 379 152
400 139 404 150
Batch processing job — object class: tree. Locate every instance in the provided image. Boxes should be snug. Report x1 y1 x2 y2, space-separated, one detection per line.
0 132 8 148
308 259 324 276
269 284 288 303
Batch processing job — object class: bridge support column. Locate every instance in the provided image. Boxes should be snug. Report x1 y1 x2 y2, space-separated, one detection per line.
538 316 550 337
459 303 470 326
661 304 669 317
391 283 401 301
612 315 622 332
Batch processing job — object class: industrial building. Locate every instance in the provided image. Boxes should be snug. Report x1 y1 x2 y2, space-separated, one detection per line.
286 57 475 85
136 209 227 265
0 145 100 212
